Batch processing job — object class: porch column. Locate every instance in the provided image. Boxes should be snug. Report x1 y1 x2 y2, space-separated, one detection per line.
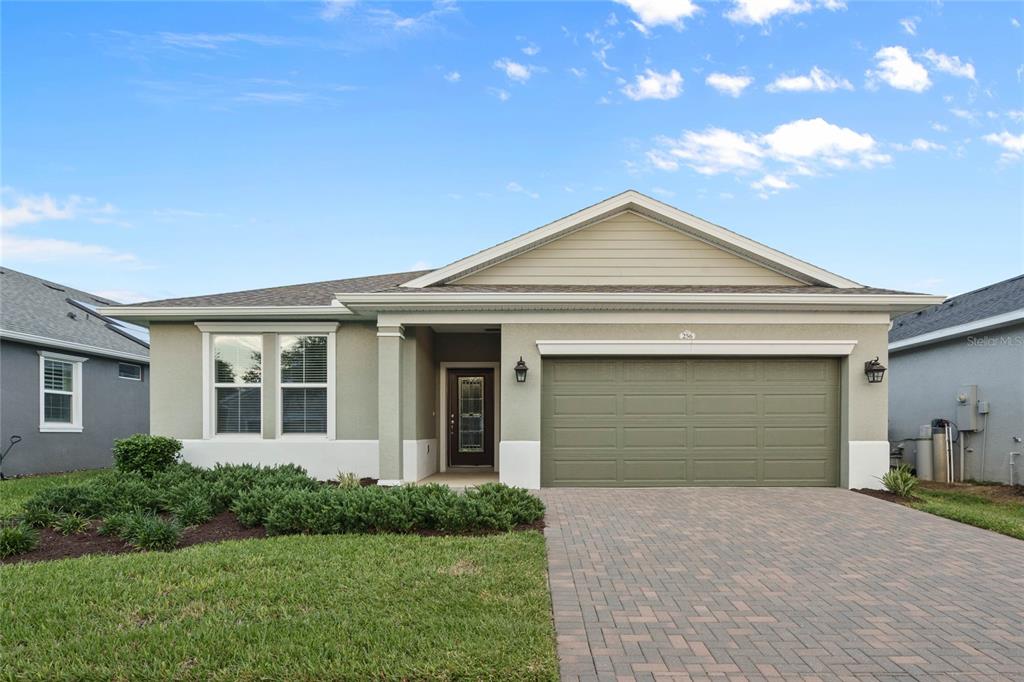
377 324 404 484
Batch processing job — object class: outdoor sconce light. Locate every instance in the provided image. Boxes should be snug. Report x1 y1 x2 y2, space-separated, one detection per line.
864 356 887 384
514 356 529 383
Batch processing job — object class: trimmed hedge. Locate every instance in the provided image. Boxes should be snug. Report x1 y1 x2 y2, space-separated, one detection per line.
112 435 183 476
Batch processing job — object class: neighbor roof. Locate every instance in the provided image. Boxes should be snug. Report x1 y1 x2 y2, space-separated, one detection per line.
0 268 150 361
890 274 1024 343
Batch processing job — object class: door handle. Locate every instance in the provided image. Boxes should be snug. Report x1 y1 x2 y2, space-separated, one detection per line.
449 413 455 435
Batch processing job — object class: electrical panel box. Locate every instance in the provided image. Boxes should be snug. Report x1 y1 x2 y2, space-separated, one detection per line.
956 384 979 432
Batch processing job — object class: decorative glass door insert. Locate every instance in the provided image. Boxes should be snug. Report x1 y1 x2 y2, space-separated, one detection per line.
457 376 484 453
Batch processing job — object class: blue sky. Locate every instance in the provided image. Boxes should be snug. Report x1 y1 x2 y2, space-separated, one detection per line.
2 0 1022 302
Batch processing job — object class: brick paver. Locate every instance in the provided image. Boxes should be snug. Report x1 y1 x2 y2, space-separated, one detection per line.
541 488 1024 681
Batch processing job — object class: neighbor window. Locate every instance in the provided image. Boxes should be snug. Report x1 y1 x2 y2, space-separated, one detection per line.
118 362 142 381
39 352 84 432
279 335 328 434
213 335 262 435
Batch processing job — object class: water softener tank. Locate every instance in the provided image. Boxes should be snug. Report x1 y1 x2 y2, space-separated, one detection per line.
932 429 949 483
916 437 933 481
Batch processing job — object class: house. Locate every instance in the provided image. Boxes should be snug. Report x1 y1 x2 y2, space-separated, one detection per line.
0 268 150 476
888 275 1023 484
102 191 941 489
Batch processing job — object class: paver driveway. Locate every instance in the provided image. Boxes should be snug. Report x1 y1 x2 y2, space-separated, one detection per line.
541 488 1024 681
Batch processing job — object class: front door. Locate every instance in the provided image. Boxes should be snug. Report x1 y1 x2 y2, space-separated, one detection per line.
447 368 495 467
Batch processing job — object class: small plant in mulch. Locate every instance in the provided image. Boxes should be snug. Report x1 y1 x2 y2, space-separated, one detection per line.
879 464 919 498
52 513 91 535
0 522 38 558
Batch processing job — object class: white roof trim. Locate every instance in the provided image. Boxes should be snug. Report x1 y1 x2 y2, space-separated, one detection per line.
1 329 150 363
97 305 354 326
889 308 1024 352
401 190 862 289
536 339 858 356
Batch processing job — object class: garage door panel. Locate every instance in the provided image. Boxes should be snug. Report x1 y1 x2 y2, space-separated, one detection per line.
622 426 687 448
542 357 838 487
622 459 687 483
692 458 759 483
623 394 686 415
693 426 758 448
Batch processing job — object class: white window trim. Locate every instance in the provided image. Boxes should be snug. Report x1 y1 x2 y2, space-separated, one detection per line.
276 333 337 440
534 339 859 356
203 333 264 440
38 350 86 433
118 362 143 381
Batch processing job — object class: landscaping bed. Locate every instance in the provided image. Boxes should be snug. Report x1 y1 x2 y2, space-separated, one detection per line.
1 436 546 563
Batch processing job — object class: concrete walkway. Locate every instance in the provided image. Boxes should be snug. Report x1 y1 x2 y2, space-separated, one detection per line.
541 488 1024 681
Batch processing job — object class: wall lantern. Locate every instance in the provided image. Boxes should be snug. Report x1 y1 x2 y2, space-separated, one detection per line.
864 356 887 384
514 356 529 383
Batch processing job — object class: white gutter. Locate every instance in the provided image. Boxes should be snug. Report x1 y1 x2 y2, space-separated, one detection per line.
96 304 354 325
889 308 1024 352
0 329 150 363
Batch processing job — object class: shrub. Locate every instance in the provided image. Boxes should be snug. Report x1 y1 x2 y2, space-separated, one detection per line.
52 513 91 535
124 514 181 551
232 486 291 527
335 472 360 489
22 485 99 522
112 434 183 476
470 483 545 525
880 464 918 498
171 495 215 526
97 511 140 537
0 523 38 558
86 473 163 516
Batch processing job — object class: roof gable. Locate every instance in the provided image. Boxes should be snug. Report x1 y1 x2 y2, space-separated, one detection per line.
454 210 805 287
402 190 861 289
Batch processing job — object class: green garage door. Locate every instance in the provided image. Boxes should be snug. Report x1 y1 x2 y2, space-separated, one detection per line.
541 357 840 487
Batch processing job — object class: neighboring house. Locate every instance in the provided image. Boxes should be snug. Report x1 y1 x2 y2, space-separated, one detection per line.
0 268 150 476
889 275 1024 484
103 191 940 489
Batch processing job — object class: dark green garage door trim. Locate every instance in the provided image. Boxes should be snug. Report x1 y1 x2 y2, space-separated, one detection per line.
541 357 840 487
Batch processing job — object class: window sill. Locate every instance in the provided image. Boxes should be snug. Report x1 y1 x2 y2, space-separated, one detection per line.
40 425 84 433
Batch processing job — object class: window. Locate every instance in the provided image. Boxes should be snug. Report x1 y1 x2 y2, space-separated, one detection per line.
118 362 142 381
213 335 262 435
279 335 328 434
38 352 85 432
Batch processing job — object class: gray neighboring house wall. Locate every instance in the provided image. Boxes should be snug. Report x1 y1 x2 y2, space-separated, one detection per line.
0 268 150 476
888 275 1024 484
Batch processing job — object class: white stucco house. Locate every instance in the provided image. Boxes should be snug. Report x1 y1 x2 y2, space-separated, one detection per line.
103 191 942 489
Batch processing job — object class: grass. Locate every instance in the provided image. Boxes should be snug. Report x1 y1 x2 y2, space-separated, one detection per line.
1 532 557 681
910 484 1024 540
0 469 107 519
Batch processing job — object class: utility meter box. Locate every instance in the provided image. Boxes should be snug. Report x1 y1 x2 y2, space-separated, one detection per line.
956 384 979 432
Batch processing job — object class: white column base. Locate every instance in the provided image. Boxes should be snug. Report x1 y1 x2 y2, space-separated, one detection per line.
402 439 439 483
498 440 541 489
848 440 890 490
181 439 379 481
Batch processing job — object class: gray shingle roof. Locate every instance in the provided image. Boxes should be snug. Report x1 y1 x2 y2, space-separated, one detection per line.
0 268 149 359
890 274 1024 342
367 284 918 295
125 271 430 307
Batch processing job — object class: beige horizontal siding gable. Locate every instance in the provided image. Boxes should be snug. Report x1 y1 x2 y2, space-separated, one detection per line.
455 211 806 286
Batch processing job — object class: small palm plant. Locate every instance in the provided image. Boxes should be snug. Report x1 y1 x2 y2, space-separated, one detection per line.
880 464 918 498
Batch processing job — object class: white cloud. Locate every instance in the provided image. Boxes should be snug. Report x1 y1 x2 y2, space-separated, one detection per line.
921 49 976 80
586 30 616 71
494 58 536 83
320 0 356 21
488 87 511 101
725 0 844 25
982 131 1024 161
156 32 291 50
568 67 587 78
1008 109 1024 123
766 66 853 93
622 68 684 100
650 186 676 197
521 44 540 56
751 174 797 197
444 71 461 83
900 17 918 35
893 138 946 152
950 108 976 121
931 122 950 132
615 0 701 31
0 191 117 228
867 46 931 92
506 181 539 199
646 117 890 190
705 72 753 97
657 128 764 175
1 235 139 264
92 289 153 304
1012 17 1021 28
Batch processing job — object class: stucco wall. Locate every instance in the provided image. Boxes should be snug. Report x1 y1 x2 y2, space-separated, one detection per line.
0 339 149 475
889 322 1024 483
337 322 378 440
149 322 203 438
401 326 436 440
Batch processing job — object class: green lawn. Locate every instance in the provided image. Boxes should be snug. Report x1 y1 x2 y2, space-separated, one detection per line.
1 532 557 680
0 469 108 519
911 484 1024 540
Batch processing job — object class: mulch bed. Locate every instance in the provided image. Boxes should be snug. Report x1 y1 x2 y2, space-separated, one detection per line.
853 488 915 506
3 513 545 565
